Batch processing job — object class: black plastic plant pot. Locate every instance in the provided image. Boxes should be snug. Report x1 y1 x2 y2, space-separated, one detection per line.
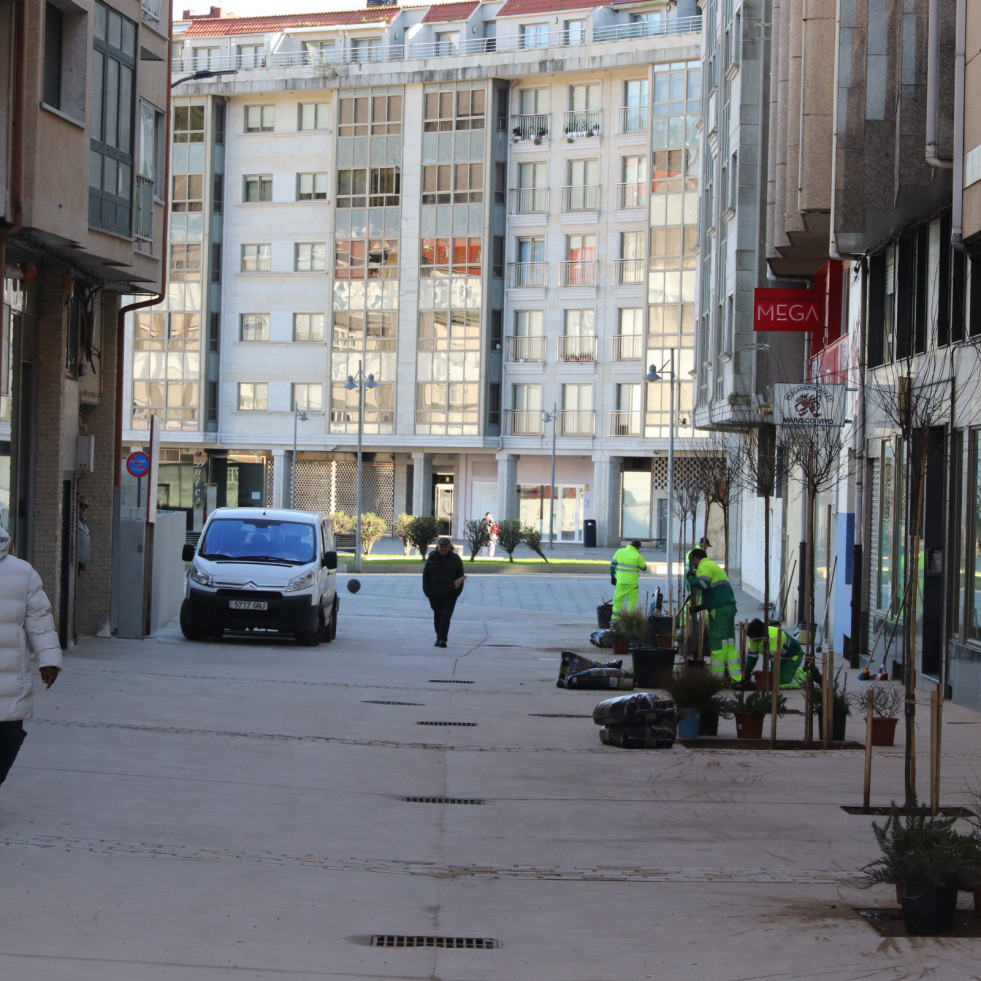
901 881 957 935
631 646 677 688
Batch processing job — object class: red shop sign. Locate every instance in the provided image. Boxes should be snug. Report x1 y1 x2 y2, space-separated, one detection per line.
753 288 823 332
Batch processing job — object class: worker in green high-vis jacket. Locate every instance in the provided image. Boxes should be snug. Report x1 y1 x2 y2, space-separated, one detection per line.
685 547 738 681
609 539 647 621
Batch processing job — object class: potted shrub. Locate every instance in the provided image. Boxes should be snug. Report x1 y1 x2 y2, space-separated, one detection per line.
859 801 981 934
721 690 787 740
662 664 726 738
851 682 904 746
813 670 851 741
609 607 647 655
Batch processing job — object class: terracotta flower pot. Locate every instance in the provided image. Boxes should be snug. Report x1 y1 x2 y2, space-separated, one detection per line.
870 716 899 747
734 712 764 739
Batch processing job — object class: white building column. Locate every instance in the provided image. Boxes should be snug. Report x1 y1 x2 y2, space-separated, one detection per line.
496 453 520 524
271 448 287 509
411 452 433 517
393 455 410 519
592 455 622 548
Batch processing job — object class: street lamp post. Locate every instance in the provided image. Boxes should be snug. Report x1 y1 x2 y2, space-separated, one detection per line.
646 350 676 613
344 360 378 574
291 404 308 508
542 404 557 549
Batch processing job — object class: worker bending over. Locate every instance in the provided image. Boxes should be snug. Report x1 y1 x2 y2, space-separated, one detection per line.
745 619 807 688
685 547 738 681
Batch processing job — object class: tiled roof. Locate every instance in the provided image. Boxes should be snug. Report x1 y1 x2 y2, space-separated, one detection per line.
496 0 606 17
183 10 400 38
421 1 479 24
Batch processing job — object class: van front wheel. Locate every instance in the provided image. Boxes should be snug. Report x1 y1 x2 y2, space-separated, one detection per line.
295 608 325 647
180 601 210 642
323 596 338 643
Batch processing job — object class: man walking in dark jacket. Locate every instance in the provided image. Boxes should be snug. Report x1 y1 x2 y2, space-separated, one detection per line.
422 537 466 647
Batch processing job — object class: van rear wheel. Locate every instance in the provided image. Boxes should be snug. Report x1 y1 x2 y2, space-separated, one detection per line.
295 609 325 647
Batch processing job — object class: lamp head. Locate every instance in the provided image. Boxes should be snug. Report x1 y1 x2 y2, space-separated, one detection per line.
344 375 356 390
297 410 308 422
365 373 379 389
645 364 661 382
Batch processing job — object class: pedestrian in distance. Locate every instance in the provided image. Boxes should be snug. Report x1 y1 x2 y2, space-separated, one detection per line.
685 547 738 682
609 539 647 621
480 512 498 558
0 526 62 791
77 497 91 573
422 537 466 647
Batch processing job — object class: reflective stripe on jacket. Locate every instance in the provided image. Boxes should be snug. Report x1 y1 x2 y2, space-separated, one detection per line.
610 545 646 583
693 557 735 610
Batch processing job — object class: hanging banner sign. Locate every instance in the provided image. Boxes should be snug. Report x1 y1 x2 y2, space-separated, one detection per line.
753 288 823 331
773 383 846 427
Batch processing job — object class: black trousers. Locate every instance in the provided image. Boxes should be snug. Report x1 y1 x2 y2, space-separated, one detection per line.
0 721 26 787
429 594 458 643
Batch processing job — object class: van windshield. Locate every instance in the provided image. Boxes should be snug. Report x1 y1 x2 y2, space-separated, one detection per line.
199 519 317 564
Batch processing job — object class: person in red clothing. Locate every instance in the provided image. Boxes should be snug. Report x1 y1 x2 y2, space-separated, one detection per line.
422 537 466 647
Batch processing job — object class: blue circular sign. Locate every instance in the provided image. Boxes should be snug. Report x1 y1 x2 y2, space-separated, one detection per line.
126 451 151 478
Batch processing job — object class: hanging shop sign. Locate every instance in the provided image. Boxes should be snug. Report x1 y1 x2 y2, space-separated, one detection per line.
753 288 824 331
773 382 846 427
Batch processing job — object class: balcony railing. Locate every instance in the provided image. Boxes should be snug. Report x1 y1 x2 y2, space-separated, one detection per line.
504 335 546 362
134 175 154 243
507 262 548 288
173 17 701 76
508 187 549 215
556 409 595 436
615 258 646 285
562 110 600 137
557 335 597 362
562 184 600 212
510 113 550 141
609 410 642 437
611 334 643 361
506 409 545 436
617 105 649 134
560 260 598 287
616 181 646 209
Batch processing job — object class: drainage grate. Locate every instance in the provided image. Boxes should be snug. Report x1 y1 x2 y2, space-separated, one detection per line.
371 935 498 949
529 713 592 718
416 721 478 727
428 679 474 684
402 796 485 805
362 700 424 706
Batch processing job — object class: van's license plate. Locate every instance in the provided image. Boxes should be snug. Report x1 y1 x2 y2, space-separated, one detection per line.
229 600 268 611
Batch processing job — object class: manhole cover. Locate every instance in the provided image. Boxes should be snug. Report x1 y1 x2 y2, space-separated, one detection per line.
401 796 485 805
416 721 478 727
370 935 498 949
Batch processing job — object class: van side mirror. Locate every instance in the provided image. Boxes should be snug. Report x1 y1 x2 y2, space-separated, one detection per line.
324 550 338 570
182 544 195 562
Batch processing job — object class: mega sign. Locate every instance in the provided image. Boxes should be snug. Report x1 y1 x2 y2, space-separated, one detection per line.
753 288 823 331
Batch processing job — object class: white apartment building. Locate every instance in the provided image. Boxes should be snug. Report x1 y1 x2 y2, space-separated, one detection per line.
124 0 710 548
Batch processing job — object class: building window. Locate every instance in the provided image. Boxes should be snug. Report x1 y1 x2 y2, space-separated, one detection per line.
335 240 399 279
170 243 201 281
420 237 482 278
89 1 137 235
512 162 547 214
621 79 649 133
193 46 220 69
619 155 646 208
334 311 397 351
618 231 646 284
238 44 263 68
434 31 460 55
292 383 323 413
521 23 550 49
564 158 599 211
244 105 274 132
173 104 205 143
561 309 595 361
337 90 402 136
240 314 270 342
614 308 643 360
510 383 542 435
564 234 597 286
508 310 544 361
304 40 336 64
351 37 381 63
294 313 325 341
297 173 328 201
241 243 272 272
132 312 200 431
171 174 203 212
295 243 327 272
298 102 330 130
238 383 268 411
243 175 273 202
422 163 483 204
423 85 485 132
336 168 401 208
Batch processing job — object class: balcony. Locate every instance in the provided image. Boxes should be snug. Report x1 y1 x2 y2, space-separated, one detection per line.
507 262 548 288
611 334 643 361
504 335 546 362
617 105 649 134
614 258 646 285
555 409 595 436
562 110 600 138
557 335 597 362
561 184 600 213
511 114 551 142
609 410 641 437
616 181 646 209
560 260 598 287
505 409 545 436
508 187 549 215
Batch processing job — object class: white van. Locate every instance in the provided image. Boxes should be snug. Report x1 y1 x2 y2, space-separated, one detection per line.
180 507 338 645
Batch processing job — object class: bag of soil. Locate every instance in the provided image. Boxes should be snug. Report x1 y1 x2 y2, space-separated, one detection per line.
592 692 676 727
589 629 614 649
598 725 676 749
559 651 621 679
558 668 635 690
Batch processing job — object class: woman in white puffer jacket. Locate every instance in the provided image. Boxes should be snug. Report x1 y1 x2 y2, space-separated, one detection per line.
0 526 62 790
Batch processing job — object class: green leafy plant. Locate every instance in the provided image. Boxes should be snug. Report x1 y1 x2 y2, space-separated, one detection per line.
610 607 648 647
358 513 387 554
522 525 549 563
408 515 441 558
331 510 354 535
496 519 523 562
393 513 414 555
463 518 490 562
661 664 726 711
722 689 787 717
811 667 852 717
